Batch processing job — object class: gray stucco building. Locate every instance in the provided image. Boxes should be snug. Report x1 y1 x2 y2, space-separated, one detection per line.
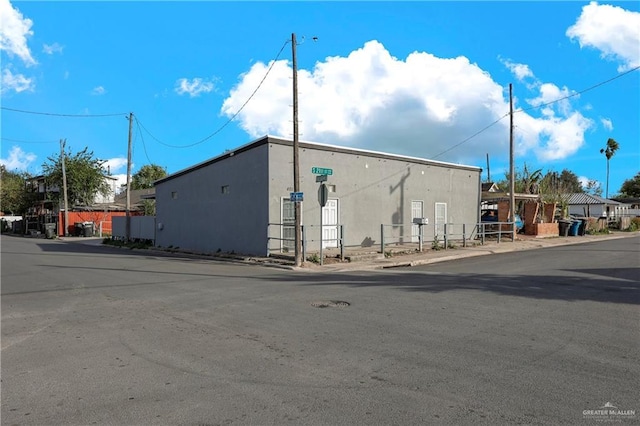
154 135 482 256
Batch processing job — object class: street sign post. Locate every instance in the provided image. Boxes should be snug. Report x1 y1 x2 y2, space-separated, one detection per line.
317 183 328 207
290 192 304 202
311 167 333 175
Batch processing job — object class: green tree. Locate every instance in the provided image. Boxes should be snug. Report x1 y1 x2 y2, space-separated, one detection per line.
619 172 640 197
0 165 34 215
497 163 543 194
600 138 619 198
42 146 111 206
131 164 167 190
584 180 603 196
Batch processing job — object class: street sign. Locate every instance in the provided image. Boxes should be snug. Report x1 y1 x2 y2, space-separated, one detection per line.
318 183 328 207
290 192 304 202
315 174 328 183
312 167 333 176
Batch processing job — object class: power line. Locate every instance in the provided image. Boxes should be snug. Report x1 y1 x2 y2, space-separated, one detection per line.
0 106 127 117
135 116 154 165
431 65 640 159
515 65 640 114
1 136 57 144
431 113 509 160
136 39 290 149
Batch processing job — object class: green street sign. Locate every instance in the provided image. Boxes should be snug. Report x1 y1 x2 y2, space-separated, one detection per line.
312 167 333 175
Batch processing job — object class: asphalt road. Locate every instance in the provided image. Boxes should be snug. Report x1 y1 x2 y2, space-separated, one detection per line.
2 234 638 425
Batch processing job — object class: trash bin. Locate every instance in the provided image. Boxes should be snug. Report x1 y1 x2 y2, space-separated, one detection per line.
579 219 588 236
569 220 581 236
558 220 571 237
44 223 56 239
83 222 94 237
74 222 84 237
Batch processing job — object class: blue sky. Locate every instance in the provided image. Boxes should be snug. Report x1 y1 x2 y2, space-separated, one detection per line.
1 1 639 197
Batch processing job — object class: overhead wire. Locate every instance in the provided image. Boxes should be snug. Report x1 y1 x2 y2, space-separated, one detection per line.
431 65 639 159
135 39 290 149
134 115 154 165
0 106 127 117
1 136 58 144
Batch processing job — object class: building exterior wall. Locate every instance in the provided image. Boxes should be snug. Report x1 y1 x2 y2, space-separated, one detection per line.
267 140 481 251
155 144 270 255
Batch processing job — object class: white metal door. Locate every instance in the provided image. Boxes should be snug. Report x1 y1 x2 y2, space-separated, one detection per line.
322 199 339 248
281 198 295 252
411 200 423 243
435 202 447 241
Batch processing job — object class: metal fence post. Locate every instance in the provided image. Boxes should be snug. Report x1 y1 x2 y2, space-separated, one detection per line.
462 223 466 248
381 224 385 254
302 225 306 262
481 223 485 245
444 224 448 250
498 224 501 243
340 225 344 261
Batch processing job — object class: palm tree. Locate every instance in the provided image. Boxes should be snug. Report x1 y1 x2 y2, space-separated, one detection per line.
600 138 619 198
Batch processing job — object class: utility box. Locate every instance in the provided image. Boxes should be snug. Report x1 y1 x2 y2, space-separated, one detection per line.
412 217 429 225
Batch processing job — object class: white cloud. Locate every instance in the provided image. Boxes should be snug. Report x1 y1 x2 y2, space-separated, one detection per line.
500 58 534 81
174 77 215 97
103 157 127 174
1 68 33 93
0 145 36 170
600 117 613 131
0 0 36 66
221 40 593 165
42 42 63 55
567 2 640 71
91 86 106 95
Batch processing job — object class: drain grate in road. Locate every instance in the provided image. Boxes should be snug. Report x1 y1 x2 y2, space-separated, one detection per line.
311 300 351 308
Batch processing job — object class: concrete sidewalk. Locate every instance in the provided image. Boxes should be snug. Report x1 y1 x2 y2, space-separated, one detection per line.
55 231 639 272
299 231 639 272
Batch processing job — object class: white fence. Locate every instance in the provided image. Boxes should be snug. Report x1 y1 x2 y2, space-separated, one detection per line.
112 216 156 242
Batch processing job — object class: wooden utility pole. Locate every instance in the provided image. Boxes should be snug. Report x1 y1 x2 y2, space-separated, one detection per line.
486 153 491 182
509 84 515 227
292 33 302 267
60 138 70 236
125 112 133 241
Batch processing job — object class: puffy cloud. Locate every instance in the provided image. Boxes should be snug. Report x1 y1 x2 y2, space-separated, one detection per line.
500 58 534 81
1 68 33 93
91 86 106 95
221 40 593 165
600 117 613 131
0 145 36 170
42 42 64 55
566 2 640 71
0 0 36 66
174 77 215 97
103 157 127 174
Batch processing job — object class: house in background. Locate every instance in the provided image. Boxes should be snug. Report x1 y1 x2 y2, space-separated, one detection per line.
566 193 629 219
154 135 482 257
23 174 124 237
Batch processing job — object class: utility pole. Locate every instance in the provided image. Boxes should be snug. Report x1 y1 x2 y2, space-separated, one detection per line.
60 138 70 236
509 84 515 228
486 153 491 182
126 112 133 242
292 33 302 267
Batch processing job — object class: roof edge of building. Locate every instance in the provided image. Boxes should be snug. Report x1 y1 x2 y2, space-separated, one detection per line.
155 134 481 185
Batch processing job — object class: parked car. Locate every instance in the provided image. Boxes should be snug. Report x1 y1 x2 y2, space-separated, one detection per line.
481 209 524 233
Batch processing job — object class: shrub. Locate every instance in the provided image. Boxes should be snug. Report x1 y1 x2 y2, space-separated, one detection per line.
432 236 443 251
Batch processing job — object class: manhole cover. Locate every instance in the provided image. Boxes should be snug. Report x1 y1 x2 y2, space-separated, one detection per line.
311 300 351 308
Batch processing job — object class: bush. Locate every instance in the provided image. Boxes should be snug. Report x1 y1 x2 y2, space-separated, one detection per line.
432 236 443 251
626 217 640 232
